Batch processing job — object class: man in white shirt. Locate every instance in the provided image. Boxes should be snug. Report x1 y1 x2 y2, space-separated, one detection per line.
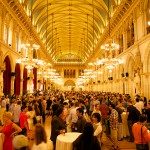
67 102 79 131
13 100 21 125
134 97 144 114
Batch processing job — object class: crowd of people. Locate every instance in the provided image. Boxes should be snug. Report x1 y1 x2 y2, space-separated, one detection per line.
0 91 150 150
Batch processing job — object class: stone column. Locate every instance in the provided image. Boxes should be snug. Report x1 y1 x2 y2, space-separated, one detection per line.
11 76 15 95
0 71 4 96
20 78 23 95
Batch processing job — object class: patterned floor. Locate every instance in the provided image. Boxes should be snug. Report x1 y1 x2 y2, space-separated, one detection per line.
30 116 136 150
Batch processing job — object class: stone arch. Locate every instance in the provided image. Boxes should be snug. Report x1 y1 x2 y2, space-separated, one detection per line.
143 41 150 99
3 52 15 72
125 55 135 79
118 64 124 79
124 53 135 74
124 54 135 96
64 80 75 86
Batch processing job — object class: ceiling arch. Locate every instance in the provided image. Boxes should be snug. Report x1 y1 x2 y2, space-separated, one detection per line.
21 0 118 64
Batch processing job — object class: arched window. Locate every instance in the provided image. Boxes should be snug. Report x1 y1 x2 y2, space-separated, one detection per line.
67 69 69 78
64 70 66 78
8 21 13 46
73 70 76 78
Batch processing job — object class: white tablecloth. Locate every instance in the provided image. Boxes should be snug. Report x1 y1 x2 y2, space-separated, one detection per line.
56 132 81 150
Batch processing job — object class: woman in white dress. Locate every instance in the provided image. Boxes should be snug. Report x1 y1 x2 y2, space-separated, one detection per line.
92 113 102 146
31 124 47 150
26 106 36 131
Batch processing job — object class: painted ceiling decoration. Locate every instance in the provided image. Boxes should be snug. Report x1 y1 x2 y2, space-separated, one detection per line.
20 0 119 63
5 0 134 65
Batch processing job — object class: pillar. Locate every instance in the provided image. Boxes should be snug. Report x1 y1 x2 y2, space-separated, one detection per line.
11 76 15 95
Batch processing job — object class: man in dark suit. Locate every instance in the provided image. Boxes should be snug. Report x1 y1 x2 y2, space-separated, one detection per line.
76 108 86 133
50 105 66 150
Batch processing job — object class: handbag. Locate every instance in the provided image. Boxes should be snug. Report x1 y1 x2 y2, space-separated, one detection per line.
136 144 149 150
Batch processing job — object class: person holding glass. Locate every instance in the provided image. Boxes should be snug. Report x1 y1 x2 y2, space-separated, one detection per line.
50 105 66 150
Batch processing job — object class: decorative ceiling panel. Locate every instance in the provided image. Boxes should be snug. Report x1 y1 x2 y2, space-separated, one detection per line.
20 0 118 64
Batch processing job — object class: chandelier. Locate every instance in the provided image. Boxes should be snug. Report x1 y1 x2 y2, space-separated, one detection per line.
101 39 119 51
16 43 45 70
98 0 124 72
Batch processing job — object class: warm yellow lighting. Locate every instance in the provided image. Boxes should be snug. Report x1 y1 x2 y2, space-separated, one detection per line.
32 44 40 50
101 39 119 51
25 65 34 70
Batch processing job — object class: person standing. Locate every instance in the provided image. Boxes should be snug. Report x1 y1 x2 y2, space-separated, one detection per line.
132 115 150 150
0 112 22 150
116 101 124 141
26 106 36 131
13 100 21 125
91 104 101 116
19 105 29 136
67 102 79 132
76 108 86 133
99 99 110 136
50 105 66 150
127 100 140 142
92 113 102 146
109 103 119 150
73 122 101 150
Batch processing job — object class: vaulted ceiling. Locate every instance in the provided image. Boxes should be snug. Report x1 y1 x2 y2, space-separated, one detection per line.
20 0 119 64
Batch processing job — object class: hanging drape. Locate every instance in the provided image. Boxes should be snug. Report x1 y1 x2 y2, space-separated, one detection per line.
33 68 37 90
3 56 11 95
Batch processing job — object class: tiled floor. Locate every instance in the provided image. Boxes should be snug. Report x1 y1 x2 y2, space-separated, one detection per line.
32 116 136 150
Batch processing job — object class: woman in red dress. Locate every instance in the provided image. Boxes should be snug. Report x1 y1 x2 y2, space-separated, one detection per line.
0 112 22 150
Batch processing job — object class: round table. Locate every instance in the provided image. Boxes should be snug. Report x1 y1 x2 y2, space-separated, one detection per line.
56 132 81 150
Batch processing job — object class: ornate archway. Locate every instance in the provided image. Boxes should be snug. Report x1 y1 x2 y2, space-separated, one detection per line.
64 80 75 86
